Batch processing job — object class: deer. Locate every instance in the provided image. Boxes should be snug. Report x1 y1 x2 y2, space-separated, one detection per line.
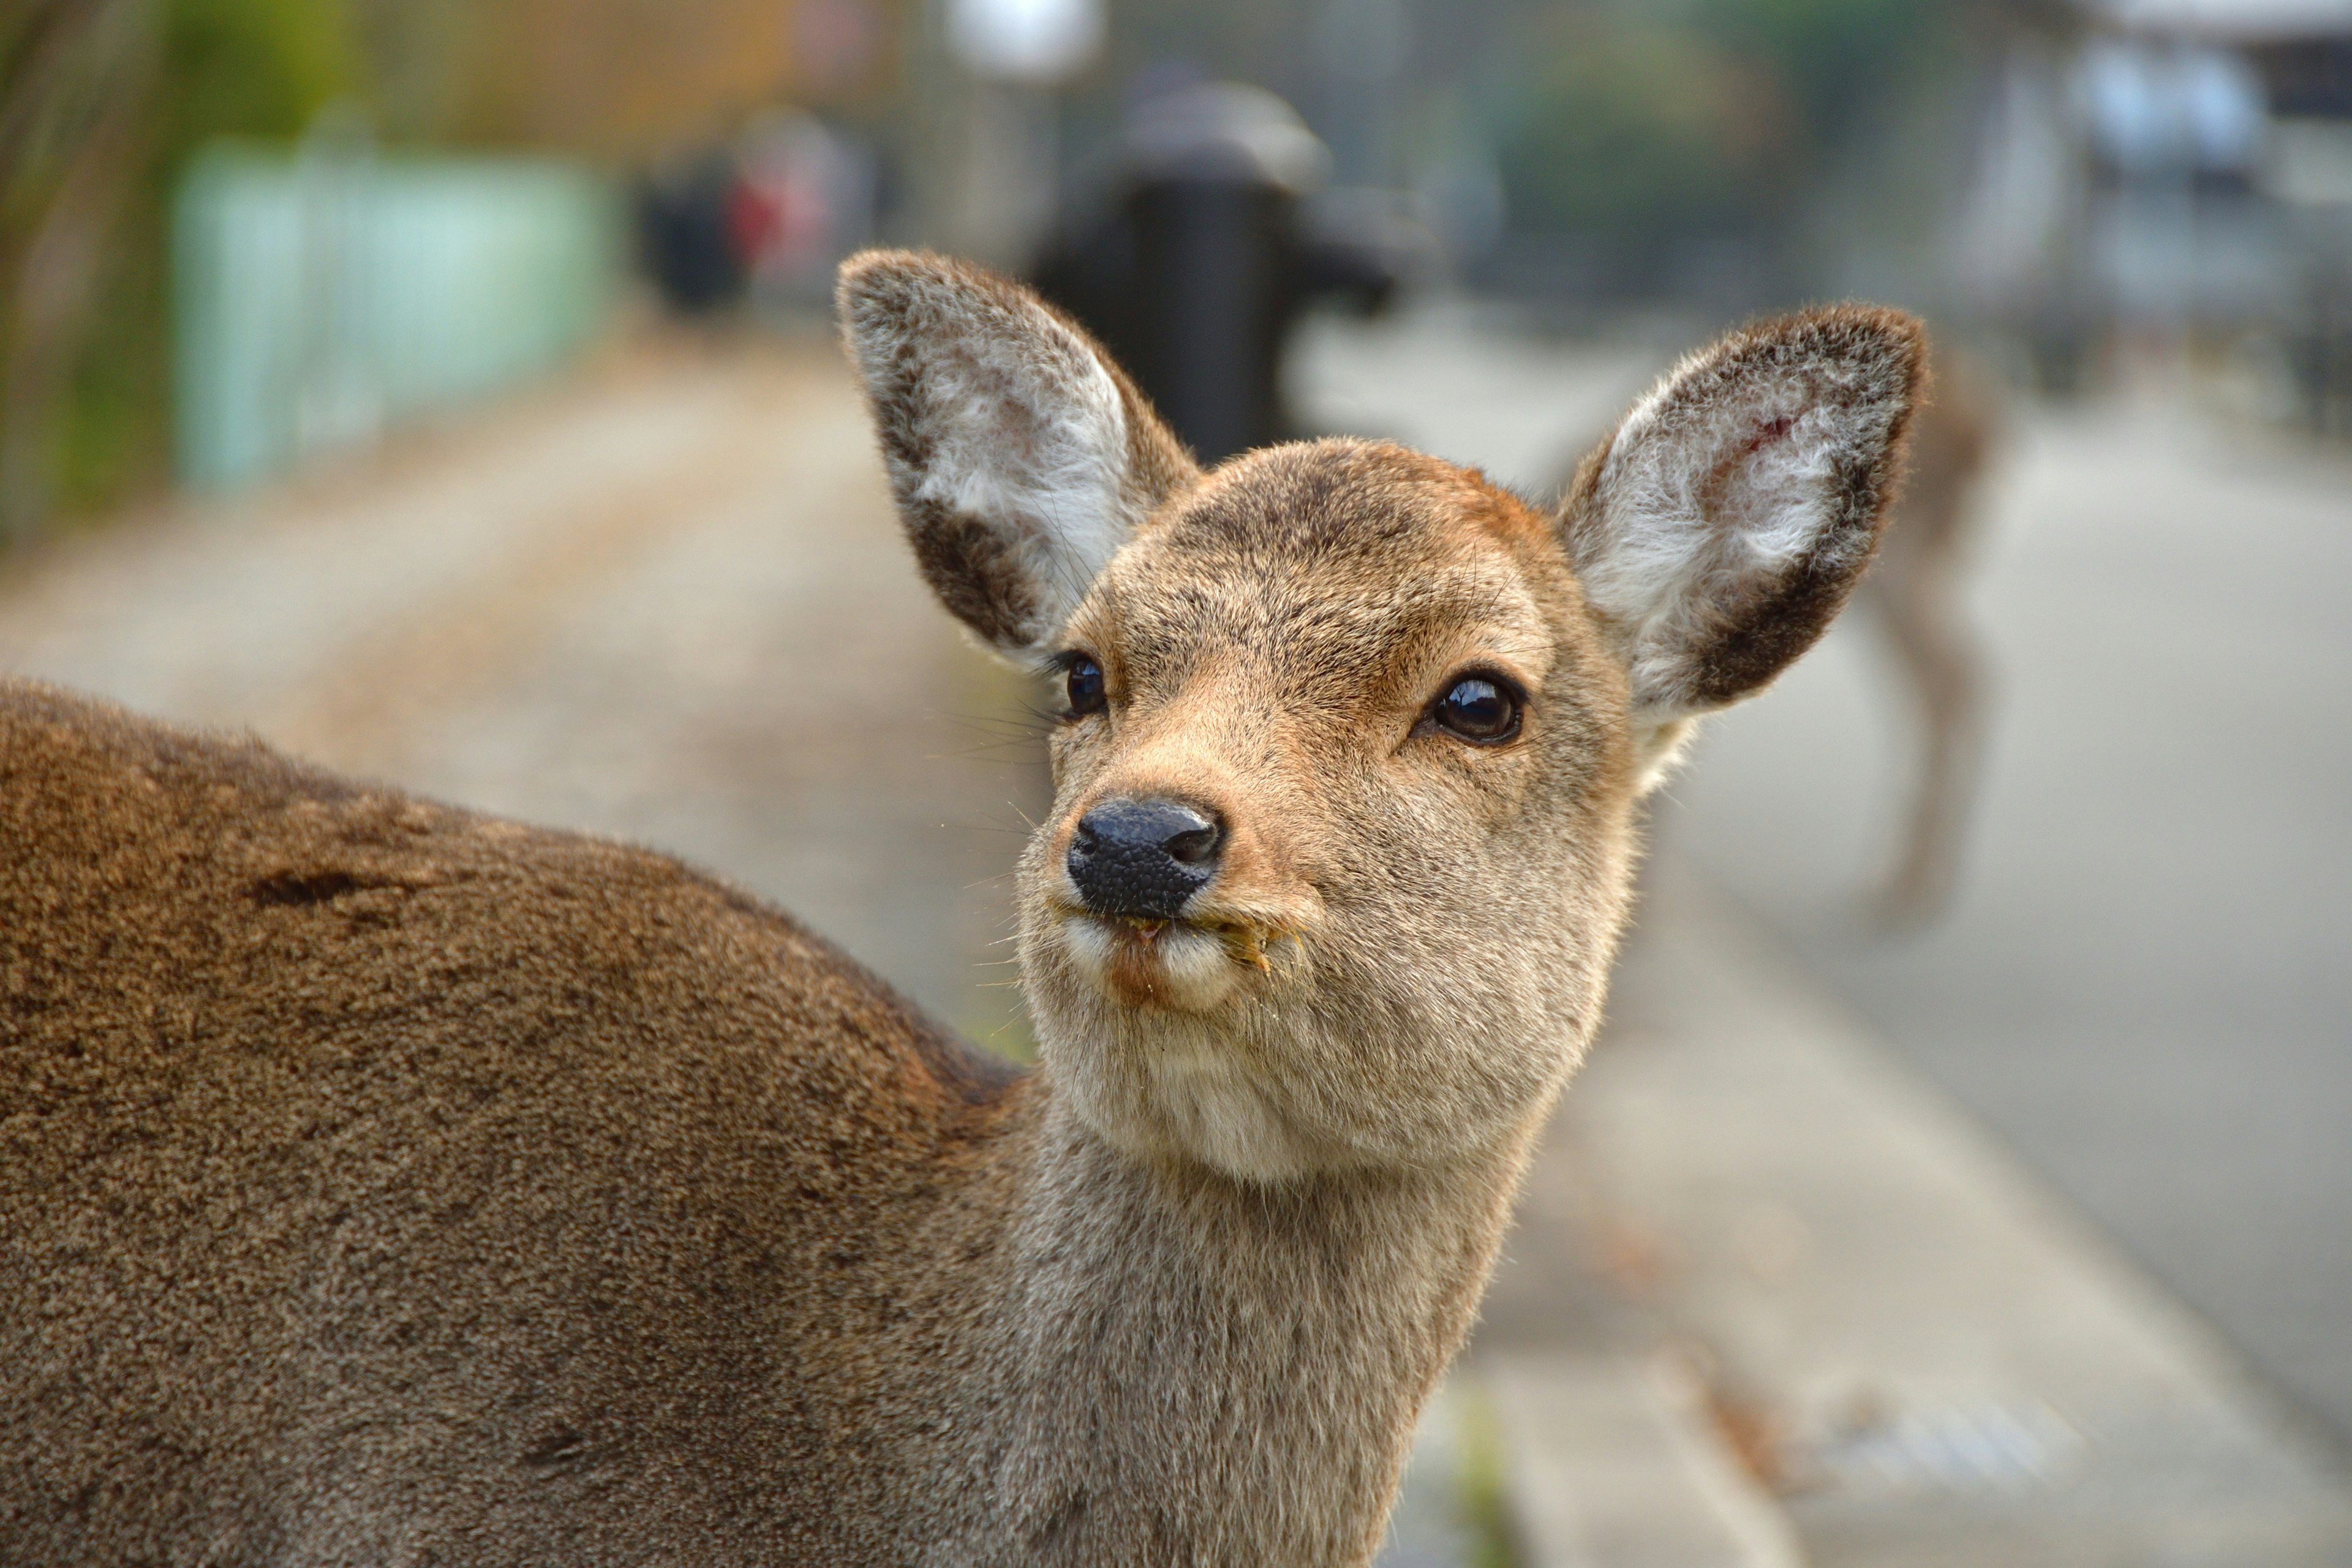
0 251 1920 1567
1856 354 1997 927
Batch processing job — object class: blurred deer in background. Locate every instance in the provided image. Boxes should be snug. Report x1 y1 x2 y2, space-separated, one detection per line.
1858 354 1999 928
1 252 1920 1566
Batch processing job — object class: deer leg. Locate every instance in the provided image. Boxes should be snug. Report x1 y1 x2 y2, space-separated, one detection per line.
1867 557 1987 930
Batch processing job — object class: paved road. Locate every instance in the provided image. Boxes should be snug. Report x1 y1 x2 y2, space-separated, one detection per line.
1670 394 2352 1458
1294 306 2352 1455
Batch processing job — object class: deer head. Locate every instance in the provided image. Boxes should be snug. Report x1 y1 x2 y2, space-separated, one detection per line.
840 251 1920 1184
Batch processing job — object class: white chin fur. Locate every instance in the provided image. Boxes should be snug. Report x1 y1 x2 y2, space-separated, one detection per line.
1049 914 1318 1182
1135 1047 1313 1183
1058 914 1245 1014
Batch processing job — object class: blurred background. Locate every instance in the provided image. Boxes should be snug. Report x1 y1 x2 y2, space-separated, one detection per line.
4 0 2350 1562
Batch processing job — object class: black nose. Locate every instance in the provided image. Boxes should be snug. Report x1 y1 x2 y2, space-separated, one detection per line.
1066 797 1224 920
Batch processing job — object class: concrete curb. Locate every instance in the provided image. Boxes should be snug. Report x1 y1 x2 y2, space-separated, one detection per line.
1456 857 2352 1567
1485 1352 1801 1568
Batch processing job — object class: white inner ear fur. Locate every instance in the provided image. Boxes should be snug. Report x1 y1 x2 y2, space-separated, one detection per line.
1630 714 1700 794
1577 341 1887 743
911 305 1140 643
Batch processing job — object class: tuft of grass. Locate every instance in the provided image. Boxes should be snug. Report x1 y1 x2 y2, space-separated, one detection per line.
1453 1384 1525 1568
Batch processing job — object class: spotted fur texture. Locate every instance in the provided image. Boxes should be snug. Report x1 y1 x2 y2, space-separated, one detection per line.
1 254 1919 1567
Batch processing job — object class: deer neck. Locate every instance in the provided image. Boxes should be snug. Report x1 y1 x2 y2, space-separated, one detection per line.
966 1090 1532 1566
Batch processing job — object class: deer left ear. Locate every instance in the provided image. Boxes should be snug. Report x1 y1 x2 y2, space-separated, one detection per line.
839 249 1199 655
1562 306 1924 766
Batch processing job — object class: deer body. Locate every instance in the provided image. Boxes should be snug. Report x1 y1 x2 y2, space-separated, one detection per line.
1 684 1496 1562
2 254 1920 1566
1858 356 1998 924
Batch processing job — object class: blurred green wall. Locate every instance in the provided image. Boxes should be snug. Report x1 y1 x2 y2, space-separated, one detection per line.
173 145 621 488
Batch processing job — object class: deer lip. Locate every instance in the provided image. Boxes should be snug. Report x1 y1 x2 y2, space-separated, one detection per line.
1042 903 1292 1014
1085 911 1208 964
1109 915 1172 941
1059 903 1286 974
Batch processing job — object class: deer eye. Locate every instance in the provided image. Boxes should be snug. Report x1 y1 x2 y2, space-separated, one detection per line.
1063 655 1107 717
1431 673 1522 744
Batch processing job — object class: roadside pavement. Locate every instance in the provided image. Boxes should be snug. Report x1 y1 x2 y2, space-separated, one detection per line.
1660 391 2352 1455
1450 856 2352 1566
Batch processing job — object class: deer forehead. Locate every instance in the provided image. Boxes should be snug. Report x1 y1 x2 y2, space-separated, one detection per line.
1068 441 1574 705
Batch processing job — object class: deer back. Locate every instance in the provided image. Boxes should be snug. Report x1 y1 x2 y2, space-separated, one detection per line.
0 679 1027 1563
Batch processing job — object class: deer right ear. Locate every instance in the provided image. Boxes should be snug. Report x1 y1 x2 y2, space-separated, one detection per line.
838 250 1199 654
1562 305 1924 780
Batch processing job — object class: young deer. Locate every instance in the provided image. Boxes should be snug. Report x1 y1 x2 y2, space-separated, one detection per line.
0 252 1918 1566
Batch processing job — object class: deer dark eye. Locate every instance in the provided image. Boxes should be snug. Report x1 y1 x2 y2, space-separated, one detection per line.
1433 674 1521 744
1064 655 1107 717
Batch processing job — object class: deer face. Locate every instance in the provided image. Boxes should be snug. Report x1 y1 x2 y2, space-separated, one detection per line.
1019 444 1635 1180
842 252 1920 1182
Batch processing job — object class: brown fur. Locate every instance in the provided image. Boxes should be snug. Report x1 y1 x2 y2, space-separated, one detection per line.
1 254 1920 1566
0 680 1030 1562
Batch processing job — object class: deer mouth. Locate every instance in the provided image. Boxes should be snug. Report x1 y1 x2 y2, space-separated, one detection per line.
1110 914 1279 969
1053 905 1292 1012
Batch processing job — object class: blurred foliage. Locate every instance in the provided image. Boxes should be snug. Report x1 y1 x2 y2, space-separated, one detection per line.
462 0 807 155
1494 21 1798 249
1455 1384 1525 1568
2 0 355 532
1489 0 2021 273
159 0 357 151
1702 0 1949 145
4 0 886 535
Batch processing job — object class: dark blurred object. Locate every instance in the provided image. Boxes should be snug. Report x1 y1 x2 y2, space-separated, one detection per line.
2284 232 2352 435
638 119 875 321
1031 83 1415 462
638 151 748 316
2257 39 2352 436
